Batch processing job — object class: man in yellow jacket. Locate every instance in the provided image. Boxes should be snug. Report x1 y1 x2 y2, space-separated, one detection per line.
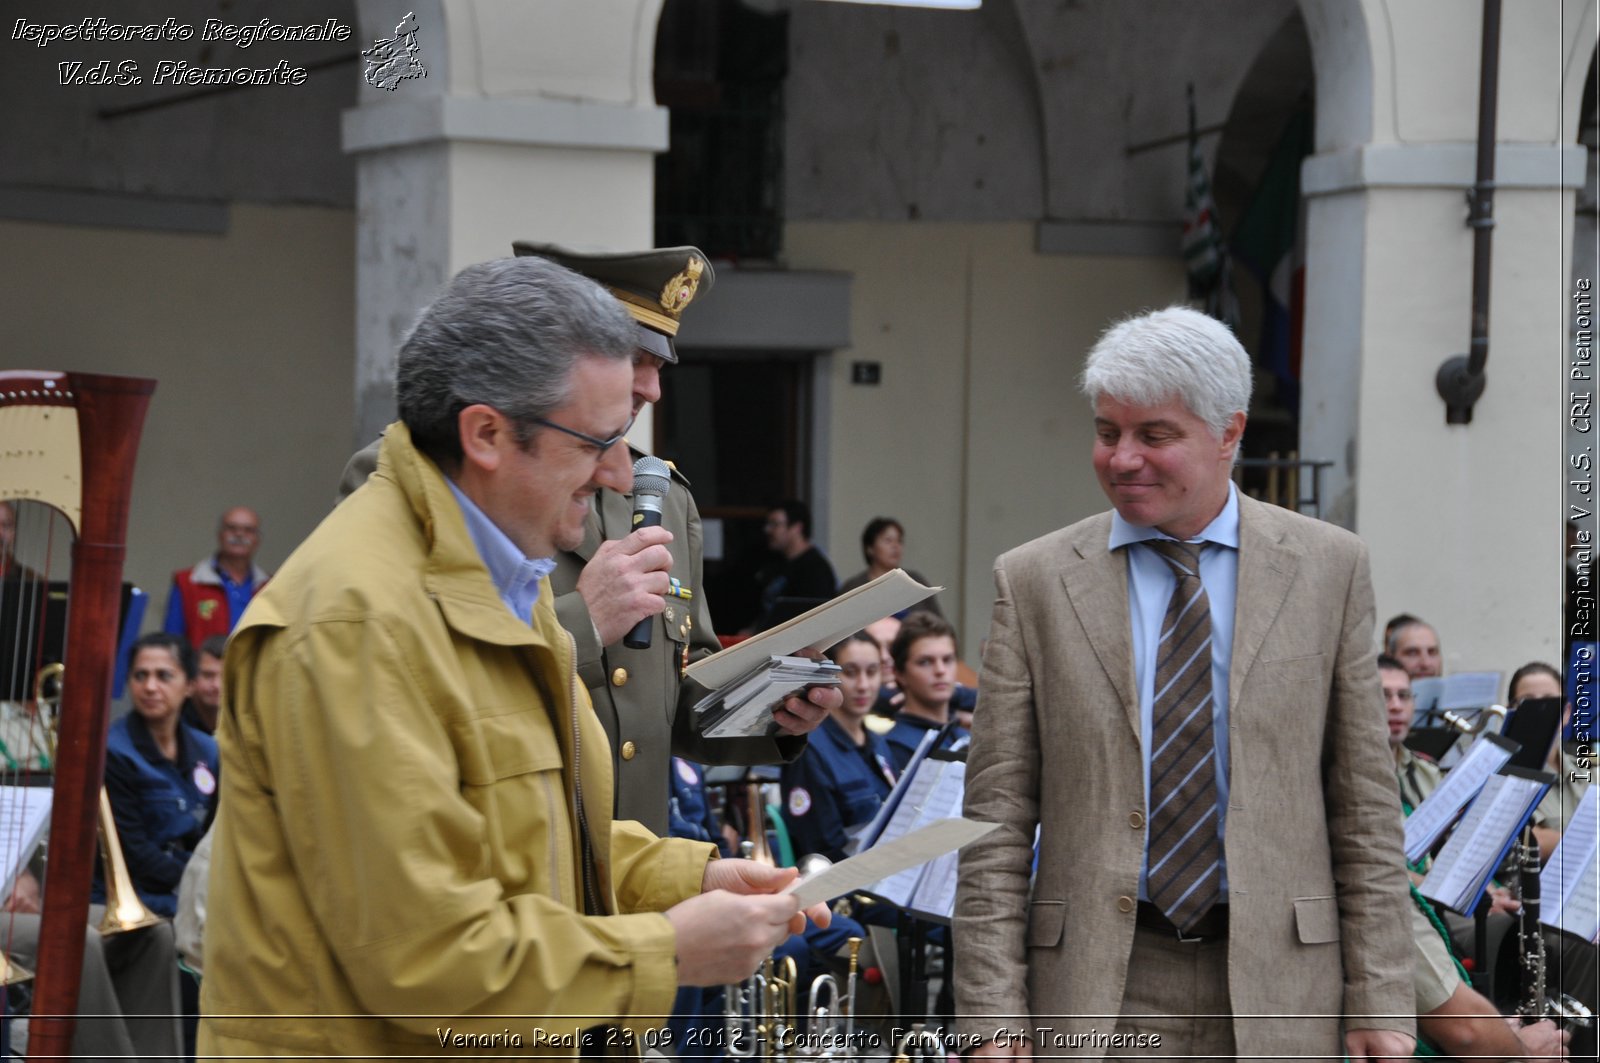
200 257 825 1058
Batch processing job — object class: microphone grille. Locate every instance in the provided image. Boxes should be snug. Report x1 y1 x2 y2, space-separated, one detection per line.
631 455 672 500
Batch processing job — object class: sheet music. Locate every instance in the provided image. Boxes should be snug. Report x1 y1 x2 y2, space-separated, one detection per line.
1542 786 1600 943
865 758 966 907
0 785 52 901
857 729 939 853
1420 772 1550 914
1437 672 1503 711
908 849 962 920
1411 678 1444 720
1403 736 1516 862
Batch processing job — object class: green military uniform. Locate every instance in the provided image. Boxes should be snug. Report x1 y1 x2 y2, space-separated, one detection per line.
1396 744 1444 814
1411 897 1461 1014
1534 744 1591 832
554 450 803 832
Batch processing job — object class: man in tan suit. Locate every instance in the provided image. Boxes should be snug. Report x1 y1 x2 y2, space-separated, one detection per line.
954 307 1414 1061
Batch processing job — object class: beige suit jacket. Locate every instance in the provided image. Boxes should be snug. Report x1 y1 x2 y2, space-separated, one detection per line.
954 495 1414 1058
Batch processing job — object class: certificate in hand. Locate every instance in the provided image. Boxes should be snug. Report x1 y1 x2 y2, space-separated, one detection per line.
783 817 996 908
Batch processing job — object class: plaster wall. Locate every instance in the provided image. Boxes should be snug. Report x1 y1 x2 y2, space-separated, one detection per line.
1354 186 1571 678
783 0 1295 226
785 220 1182 655
0 205 355 618
784 1 1044 222
0 0 357 206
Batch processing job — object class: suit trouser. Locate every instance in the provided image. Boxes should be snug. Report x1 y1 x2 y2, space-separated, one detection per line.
3 908 184 1062
1107 925 1234 1061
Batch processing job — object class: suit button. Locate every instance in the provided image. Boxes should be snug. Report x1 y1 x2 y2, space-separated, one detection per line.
1128 811 1145 829
1116 896 1135 913
611 667 628 687
621 741 637 761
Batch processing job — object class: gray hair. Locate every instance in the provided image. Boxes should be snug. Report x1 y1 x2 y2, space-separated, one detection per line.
396 257 636 467
1386 618 1438 656
1079 306 1252 437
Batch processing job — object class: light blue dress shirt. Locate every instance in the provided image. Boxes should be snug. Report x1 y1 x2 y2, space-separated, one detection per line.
1108 483 1239 902
445 480 556 625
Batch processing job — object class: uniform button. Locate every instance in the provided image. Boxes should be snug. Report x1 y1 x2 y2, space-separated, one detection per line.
621 741 637 761
679 623 689 638
1128 811 1145 829
1116 896 1135 913
611 667 628 687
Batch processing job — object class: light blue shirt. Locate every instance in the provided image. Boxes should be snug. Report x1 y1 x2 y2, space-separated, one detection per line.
1109 483 1239 902
445 479 556 625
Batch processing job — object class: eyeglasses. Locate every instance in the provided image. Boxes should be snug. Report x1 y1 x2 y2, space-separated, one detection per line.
527 411 637 456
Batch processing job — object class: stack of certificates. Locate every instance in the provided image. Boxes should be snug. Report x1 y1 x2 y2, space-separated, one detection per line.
692 655 842 738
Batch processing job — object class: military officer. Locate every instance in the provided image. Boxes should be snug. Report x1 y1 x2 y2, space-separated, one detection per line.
340 243 829 833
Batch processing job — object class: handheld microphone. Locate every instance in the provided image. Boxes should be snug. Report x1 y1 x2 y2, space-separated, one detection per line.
623 456 672 649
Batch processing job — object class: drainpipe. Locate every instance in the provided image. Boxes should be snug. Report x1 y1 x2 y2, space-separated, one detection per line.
1436 0 1501 425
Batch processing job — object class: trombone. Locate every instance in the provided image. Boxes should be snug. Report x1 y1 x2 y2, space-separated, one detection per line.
35 662 163 936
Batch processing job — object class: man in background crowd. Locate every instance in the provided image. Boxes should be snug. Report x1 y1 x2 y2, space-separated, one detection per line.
163 506 268 650
745 499 837 633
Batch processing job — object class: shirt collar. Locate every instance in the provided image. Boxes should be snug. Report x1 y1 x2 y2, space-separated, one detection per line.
444 478 556 624
1107 481 1241 551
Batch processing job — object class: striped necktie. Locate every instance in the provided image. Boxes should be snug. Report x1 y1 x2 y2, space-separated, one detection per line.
1144 539 1223 931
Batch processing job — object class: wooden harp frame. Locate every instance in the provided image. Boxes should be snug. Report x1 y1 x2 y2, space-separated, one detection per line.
0 370 155 1061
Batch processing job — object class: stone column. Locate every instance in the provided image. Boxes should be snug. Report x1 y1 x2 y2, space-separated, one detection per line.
1297 0 1592 670
344 0 667 445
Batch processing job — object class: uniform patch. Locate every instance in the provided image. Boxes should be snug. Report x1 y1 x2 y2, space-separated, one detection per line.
197 600 217 620
788 787 812 817
192 762 217 796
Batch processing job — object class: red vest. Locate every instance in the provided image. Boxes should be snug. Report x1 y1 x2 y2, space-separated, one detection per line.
171 565 262 649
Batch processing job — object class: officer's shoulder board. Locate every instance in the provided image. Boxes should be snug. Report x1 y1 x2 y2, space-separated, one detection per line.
662 458 692 488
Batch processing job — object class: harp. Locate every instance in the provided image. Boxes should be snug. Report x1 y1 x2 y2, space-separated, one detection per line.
0 370 155 1060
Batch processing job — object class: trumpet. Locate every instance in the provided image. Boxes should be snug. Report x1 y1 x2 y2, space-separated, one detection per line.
725 937 866 1061
805 937 863 1060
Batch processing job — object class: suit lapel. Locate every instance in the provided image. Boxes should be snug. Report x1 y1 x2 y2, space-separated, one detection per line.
1060 528 1139 738
1229 495 1302 708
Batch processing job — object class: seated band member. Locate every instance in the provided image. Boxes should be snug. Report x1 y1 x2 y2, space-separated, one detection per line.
783 632 899 863
99 632 219 919
882 613 967 775
1410 892 1568 1061
1382 655 1598 1042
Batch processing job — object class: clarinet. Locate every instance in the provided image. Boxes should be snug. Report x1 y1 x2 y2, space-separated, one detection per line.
1516 823 1549 1019
1514 823 1594 1030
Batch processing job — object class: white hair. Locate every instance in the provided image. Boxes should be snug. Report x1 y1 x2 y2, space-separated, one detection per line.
1079 306 1252 436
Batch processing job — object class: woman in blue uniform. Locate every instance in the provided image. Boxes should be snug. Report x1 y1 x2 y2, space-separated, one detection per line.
101 632 220 918
782 632 897 862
